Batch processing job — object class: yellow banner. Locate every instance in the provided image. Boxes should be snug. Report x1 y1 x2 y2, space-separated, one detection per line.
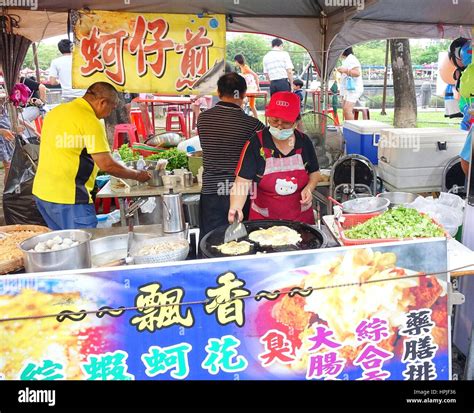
72 10 226 94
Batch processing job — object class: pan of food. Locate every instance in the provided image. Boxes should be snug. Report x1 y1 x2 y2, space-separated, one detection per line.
200 220 327 259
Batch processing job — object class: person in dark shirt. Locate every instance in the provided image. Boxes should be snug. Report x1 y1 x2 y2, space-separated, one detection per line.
19 76 47 122
198 72 265 239
230 91 321 224
292 78 304 109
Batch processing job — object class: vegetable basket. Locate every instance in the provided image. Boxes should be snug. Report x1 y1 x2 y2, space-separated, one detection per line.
336 212 449 246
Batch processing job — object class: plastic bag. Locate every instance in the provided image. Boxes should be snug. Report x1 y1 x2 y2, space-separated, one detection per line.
406 194 465 236
345 76 356 91
3 135 46 226
140 197 156 214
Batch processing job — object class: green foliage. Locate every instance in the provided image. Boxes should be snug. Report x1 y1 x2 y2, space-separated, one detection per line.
226 34 310 75
226 34 269 73
23 43 60 71
353 40 387 66
118 144 139 162
352 39 451 66
366 94 394 109
146 148 188 171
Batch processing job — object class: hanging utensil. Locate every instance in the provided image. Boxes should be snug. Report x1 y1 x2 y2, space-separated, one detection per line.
224 211 248 243
328 196 343 207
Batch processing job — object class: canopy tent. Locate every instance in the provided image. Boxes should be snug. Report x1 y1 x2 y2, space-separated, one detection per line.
4 0 474 81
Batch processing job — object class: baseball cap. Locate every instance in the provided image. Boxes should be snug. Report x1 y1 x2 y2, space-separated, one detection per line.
265 91 300 123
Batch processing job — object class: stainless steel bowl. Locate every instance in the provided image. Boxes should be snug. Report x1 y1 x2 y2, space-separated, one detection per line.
341 197 390 214
19 230 92 273
378 192 420 208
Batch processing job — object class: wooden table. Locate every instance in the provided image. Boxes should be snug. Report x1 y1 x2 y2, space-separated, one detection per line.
133 96 195 138
246 91 268 125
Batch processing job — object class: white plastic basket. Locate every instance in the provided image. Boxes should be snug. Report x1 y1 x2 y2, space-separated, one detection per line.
131 236 189 264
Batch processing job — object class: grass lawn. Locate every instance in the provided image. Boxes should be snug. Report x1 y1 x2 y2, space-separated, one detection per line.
369 108 461 129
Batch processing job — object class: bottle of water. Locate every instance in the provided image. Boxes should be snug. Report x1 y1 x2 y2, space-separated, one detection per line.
137 155 146 171
112 150 122 163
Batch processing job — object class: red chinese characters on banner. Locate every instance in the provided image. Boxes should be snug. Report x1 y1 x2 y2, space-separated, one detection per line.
80 27 128 85
175 27 213 91
129 16 175 78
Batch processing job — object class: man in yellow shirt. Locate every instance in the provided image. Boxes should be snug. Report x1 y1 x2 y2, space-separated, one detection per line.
33 82 150 230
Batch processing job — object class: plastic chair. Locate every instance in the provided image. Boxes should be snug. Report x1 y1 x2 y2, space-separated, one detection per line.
34 117 43 134
113 124 140 150
322 108 340 126
130 109 148 139
353 107 371 120
94 197 119 214
165 111 188 137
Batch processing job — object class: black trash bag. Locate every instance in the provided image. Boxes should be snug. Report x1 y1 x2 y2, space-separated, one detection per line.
3 135 46 225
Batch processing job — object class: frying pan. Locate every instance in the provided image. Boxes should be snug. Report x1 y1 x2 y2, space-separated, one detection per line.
200 220 328 259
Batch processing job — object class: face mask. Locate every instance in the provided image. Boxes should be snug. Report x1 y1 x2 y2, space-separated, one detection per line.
269 126 294 140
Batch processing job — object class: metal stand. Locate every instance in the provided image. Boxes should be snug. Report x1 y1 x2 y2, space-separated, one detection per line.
464 322 474 380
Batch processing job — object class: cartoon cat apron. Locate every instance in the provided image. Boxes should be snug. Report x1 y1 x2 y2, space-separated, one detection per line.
249 130 315 224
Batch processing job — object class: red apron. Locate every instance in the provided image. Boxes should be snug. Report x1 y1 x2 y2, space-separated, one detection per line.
249 130 315 224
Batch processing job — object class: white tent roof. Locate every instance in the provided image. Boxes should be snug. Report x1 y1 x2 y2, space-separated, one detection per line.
7 0 474 79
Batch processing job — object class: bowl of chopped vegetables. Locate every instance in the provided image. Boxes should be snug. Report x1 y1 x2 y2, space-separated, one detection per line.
336 207 448 246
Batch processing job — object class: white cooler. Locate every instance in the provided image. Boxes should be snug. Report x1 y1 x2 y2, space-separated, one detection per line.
378 128 468 192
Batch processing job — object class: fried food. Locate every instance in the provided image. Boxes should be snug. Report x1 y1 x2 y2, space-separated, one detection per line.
214 241 252 255
249 226 302 247
137 239 188 257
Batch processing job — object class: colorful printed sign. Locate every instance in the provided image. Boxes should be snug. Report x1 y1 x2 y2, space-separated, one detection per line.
0 239 450 380
72 10 226 94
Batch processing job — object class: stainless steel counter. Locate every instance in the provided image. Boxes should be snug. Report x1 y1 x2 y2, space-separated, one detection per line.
84 224 164 240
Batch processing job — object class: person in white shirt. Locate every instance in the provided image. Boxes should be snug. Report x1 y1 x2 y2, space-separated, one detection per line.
48 39 85 102
336 47 364 120
263 38 294 96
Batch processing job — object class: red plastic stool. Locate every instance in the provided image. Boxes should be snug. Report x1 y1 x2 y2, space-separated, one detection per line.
353 107 370 120
94 197 119 214
323 108 340 126
34 117 43 134
130 109 148 140
165 111 188 137
113 124 140 150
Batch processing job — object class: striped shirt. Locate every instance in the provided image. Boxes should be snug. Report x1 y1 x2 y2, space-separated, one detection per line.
263 49 294 81
197 101 265 195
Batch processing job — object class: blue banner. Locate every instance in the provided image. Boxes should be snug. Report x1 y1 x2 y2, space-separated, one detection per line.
0 239 449 380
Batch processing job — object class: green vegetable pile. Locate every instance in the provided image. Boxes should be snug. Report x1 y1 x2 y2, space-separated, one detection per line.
118 144 139 162
117 145 188 171
345 207 446 239
146 148 188 171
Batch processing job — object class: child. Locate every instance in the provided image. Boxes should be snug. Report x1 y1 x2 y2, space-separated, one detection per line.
292 79 304 109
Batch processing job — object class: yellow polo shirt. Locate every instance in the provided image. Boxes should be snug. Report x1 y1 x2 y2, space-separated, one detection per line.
33 98 110 204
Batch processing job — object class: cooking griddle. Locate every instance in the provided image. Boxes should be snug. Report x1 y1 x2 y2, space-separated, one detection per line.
200 220 327 258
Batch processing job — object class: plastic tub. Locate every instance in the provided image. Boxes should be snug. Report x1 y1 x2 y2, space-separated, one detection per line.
336 212 449 246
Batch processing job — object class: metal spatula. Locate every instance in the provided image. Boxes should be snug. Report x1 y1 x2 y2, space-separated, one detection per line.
224 212 248 243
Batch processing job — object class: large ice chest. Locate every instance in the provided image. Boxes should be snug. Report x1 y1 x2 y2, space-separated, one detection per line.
343 120 393 165
378 128 468 192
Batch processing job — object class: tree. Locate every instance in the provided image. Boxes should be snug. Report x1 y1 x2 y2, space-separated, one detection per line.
226 34 310 75
226 34 269 73
390 39 417 127
23 43 60 71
